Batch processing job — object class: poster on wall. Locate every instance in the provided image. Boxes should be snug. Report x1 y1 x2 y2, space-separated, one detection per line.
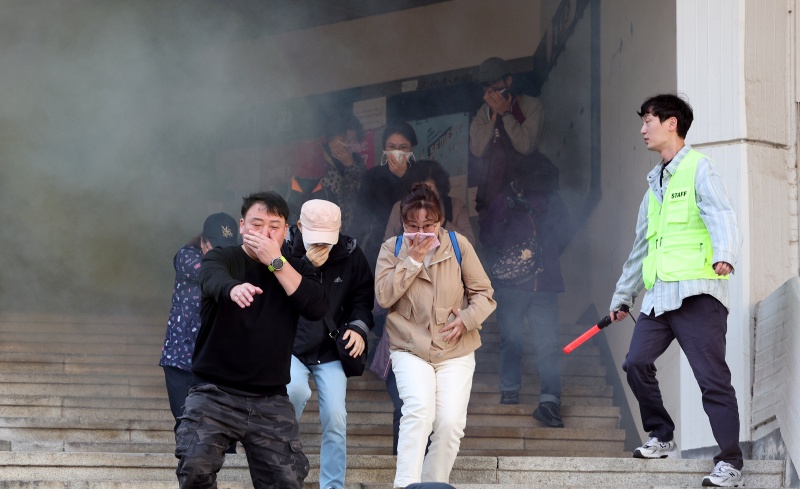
358 130 376 170
407 112 471 204
353 97 387 131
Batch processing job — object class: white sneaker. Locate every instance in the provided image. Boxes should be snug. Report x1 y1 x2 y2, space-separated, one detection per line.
702 461 744 487
632 437 678 459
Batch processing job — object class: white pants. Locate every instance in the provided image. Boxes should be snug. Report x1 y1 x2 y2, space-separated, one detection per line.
390 350 475 488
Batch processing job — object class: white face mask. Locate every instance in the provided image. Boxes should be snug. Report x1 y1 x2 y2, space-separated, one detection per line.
382 150 415 166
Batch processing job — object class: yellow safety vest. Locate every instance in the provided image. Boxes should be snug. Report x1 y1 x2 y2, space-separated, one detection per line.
642 150 727 289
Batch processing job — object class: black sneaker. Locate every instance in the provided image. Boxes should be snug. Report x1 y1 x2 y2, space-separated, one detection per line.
500 391 519 405
532 401 564 428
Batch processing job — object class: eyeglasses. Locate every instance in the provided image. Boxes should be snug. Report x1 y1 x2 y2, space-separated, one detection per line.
404 222 437 232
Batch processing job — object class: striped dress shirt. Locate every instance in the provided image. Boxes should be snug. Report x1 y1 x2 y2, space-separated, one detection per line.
610 144 741 316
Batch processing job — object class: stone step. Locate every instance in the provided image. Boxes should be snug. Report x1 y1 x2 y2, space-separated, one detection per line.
0 380 164 398
0 416 623 442
299 409 620 430
0 313 164 330
0 452 785 488
0 395 619 428
0 314 631 468
0 380 610 406
298 427 626 453
0 331 162 347
0 351 158 366
0 341 156 356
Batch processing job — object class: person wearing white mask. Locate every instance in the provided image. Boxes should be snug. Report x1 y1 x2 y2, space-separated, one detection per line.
375 184 495 488
286 199 375 489
352 120 418 271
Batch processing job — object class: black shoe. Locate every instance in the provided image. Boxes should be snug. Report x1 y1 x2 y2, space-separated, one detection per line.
500 390 519 405
533 401 564 428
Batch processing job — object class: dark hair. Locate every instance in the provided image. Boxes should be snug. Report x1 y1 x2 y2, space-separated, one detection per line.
381 120 418 149
637 94 694 139
188 234 203 248
241 191 290 221
406 159 451 196
400 183 443 225
324 112 364 141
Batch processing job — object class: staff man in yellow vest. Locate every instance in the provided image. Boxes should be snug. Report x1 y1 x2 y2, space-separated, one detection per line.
609 94 743 487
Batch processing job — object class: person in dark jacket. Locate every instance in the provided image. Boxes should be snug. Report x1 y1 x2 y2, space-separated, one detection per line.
480 156 572 427
319 112 366 235
286 199 374 489
159 212 238 433
175 191 328 489
351 120 417 271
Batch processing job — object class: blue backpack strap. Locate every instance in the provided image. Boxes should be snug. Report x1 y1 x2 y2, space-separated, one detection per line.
449 231 462 267
397 231 462 267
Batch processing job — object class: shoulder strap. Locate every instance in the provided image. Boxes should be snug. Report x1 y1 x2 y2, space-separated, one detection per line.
396 231 461 267
449 231 461 267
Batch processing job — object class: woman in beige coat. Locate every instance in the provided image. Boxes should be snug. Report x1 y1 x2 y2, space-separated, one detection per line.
375 184 495 488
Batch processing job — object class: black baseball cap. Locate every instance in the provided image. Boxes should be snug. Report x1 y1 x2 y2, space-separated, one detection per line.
202 212 239 248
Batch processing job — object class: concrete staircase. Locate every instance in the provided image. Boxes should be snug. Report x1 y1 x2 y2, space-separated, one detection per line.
0 313 786 487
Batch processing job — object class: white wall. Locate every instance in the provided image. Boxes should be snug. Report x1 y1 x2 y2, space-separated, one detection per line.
674 0 794 453
575 0 677 446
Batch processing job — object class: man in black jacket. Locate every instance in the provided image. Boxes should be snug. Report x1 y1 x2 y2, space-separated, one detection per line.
286 199 374 489
176 191 328 489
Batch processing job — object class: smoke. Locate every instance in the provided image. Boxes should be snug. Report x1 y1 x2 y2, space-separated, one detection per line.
0 1 614 318
0 1 284 314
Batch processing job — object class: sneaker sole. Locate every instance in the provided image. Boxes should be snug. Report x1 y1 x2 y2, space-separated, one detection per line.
632 449 677 459
701 478 744 487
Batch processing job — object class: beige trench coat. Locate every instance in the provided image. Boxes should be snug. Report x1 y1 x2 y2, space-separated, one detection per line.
375 227 496 363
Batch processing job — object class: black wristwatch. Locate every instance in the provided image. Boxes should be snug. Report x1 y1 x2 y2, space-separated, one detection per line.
268 256 287 272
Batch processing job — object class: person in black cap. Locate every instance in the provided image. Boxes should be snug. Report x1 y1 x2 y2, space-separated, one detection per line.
159 212 239 432
469 56 544 224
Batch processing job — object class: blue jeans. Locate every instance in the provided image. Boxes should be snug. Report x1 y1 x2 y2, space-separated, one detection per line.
496 289 561 405
287 355 348 489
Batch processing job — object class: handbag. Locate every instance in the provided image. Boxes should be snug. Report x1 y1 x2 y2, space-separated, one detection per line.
491 212 542 286
324 315 367 378
367 327 392 380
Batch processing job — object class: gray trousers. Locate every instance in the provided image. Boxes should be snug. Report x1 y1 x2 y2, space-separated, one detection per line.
175 383 309 488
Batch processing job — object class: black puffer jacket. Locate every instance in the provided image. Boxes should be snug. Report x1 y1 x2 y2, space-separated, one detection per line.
289 229 375 365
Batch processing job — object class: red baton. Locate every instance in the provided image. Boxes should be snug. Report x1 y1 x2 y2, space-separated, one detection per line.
563 305 629 354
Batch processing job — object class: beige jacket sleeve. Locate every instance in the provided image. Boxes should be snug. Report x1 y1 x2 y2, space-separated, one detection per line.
469 103 495 158
374 237 425 310
502 95 543 155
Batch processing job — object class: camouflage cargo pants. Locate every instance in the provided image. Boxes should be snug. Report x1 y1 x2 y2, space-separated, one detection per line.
175 383 309 488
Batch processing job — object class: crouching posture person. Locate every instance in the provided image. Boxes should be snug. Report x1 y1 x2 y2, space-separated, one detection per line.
375 184 495 488
286 200 375 489
175 191 328 489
